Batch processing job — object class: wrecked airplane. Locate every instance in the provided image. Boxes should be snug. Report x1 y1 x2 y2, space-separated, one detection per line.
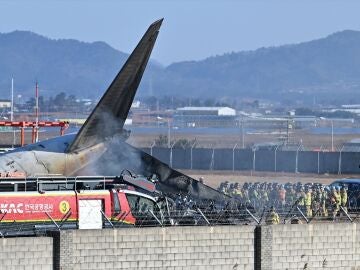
0 19 234 208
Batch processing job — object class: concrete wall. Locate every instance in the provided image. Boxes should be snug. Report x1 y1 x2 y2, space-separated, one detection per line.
0 237 53 270
60 224 360 270
3 223 360 270
261 223 360 270
58 226 255 270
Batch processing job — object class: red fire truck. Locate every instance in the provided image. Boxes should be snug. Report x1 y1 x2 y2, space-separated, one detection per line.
0 172 166 234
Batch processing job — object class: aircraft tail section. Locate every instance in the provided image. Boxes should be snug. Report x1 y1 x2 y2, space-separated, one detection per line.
67 19 163 153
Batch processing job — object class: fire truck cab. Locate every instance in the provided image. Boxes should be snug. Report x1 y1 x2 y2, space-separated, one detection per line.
0 173 166 234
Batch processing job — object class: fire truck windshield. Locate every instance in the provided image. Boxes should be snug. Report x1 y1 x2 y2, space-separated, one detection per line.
125 193 162 224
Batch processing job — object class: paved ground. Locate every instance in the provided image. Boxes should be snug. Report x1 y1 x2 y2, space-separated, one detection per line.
1 128 360 150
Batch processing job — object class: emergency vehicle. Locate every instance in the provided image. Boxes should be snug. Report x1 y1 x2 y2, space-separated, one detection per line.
0 171 166 235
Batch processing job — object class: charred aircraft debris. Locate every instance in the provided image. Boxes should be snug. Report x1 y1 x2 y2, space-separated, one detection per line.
0 19 246 227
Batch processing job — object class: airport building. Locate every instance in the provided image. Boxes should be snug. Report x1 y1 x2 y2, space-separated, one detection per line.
0 99 11 109
342 138 360 152
173 106 237 127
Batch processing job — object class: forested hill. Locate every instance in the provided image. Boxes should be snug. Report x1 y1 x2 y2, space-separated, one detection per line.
1 30 360 103
0 30 162 99
156 30 360 104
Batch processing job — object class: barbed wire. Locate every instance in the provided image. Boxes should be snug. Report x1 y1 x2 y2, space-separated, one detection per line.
0 205 359 237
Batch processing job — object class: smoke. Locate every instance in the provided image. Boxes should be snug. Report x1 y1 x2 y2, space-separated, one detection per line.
77 110 233 205
75 109 144 176
94 140 144 175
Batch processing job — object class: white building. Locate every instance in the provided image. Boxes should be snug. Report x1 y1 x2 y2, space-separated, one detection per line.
0 99 11 108
176 107 236 116
174 107 237 127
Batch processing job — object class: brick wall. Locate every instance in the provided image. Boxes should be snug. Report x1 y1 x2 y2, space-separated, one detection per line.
0 237 53 270
260 223 360 270
59 226 255 270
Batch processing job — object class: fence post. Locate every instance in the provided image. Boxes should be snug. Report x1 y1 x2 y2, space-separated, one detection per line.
274 145 280 172
210 148 215 170
150 141 155 156
240 118 245 148
252 147 257 172
169 142 175 167
232 143 238 171
190 142 196 170
338 146 344 175
295 145 301 173
317 151 320 174
317 145 323 174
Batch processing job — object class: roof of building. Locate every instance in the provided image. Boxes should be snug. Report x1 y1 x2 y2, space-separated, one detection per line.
176 107 236 116
177 106 231 110
347 138 360 144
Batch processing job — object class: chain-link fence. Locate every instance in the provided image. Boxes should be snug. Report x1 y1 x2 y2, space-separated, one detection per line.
144 145 360 174
1 174 360 237
1 200 360 237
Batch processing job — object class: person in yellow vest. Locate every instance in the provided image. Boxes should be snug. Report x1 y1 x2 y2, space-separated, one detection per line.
265 206 280 225
233 183 243 200
340 186 348 213
298 186 305 207
304 187 312 217
320 186 328 217
331 186 341 219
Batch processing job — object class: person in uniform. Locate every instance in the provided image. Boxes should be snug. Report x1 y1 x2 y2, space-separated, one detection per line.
287 186 297 207
312 185 321 216
340 186 348 213
298 186 306 213
304 187 312 218
265 206 280 225
320 186 328 217
233 183 243 200
260 184 269 209
278 185 286 209
330 186 341 219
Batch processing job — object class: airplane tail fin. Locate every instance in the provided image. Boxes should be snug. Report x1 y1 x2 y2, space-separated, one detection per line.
66 19 163 153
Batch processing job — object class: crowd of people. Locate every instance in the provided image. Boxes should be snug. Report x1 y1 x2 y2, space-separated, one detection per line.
217 181 349 224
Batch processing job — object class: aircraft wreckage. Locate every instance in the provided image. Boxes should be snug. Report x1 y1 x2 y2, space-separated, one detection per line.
0 19 246 227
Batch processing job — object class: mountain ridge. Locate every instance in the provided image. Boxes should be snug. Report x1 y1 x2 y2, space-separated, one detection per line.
1 29 360 104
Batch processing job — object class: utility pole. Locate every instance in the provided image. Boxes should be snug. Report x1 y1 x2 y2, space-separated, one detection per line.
10 78 14 122
167 118 171 148
331 119 334 152
286 117 289 145
11 78 15 147
241 117 245 148
35 82 39 142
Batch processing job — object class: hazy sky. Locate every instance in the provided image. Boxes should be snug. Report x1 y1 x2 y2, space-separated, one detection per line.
1 0 360 65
